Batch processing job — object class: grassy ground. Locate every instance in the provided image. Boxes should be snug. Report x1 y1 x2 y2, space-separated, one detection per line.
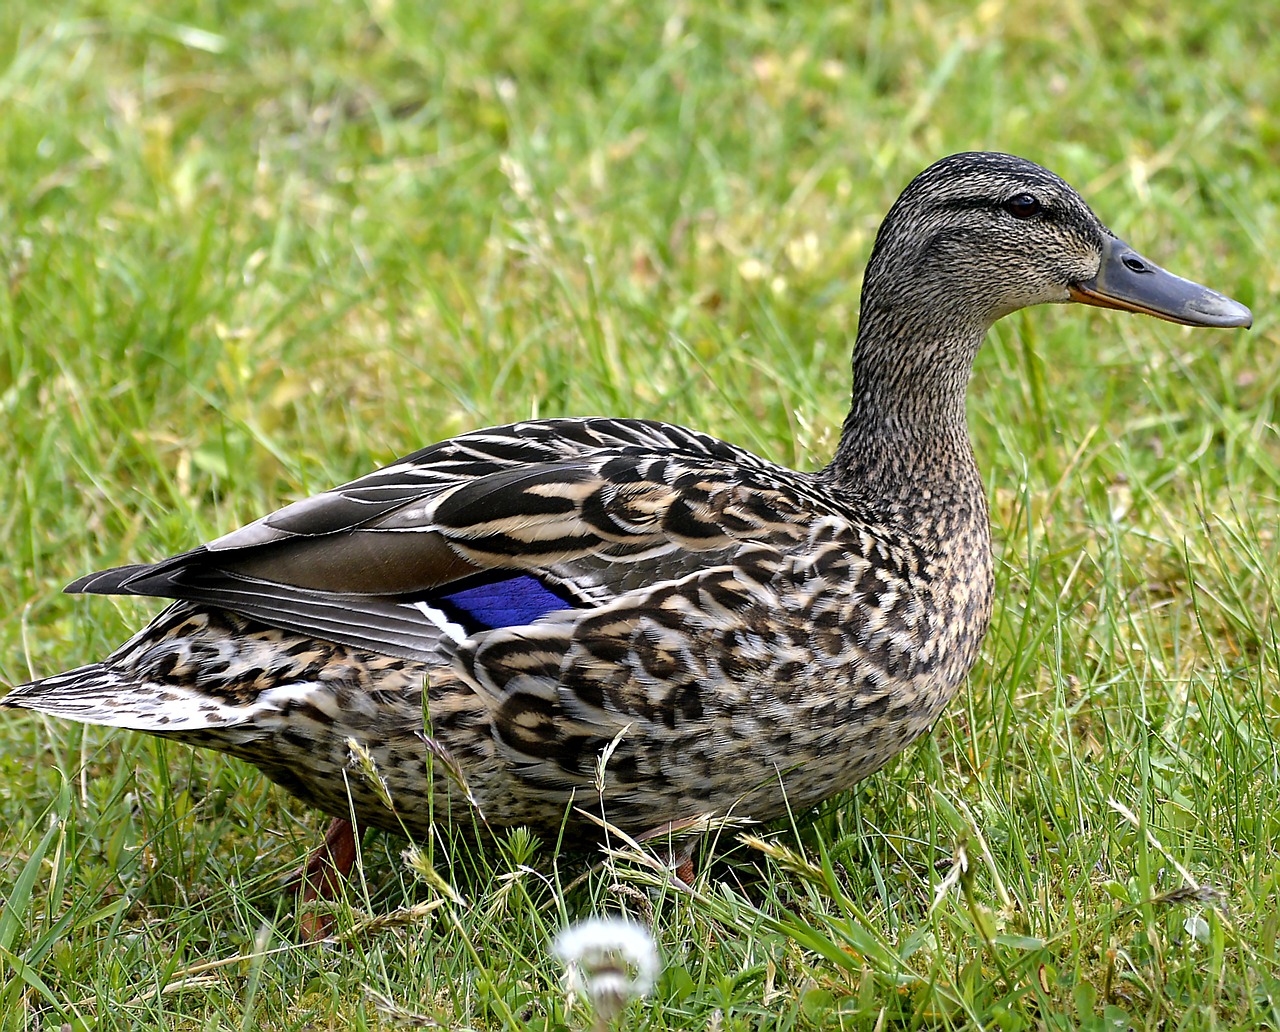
2 0 1278 1028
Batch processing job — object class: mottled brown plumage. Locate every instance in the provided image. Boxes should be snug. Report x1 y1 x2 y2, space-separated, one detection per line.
3 153 1251 854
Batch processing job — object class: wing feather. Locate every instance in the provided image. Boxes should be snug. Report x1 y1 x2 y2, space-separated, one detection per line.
65 418 825 663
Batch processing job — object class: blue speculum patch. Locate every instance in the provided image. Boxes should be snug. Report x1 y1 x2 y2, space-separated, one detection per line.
437 575 573 630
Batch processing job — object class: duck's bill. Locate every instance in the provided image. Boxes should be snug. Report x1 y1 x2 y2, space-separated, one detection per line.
1069 236 1252 328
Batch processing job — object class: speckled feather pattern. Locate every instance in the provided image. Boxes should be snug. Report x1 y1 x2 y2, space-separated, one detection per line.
5 152 1244 847
12 415 993 838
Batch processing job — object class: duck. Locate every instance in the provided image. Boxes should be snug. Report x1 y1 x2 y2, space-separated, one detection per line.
2 152 1251 905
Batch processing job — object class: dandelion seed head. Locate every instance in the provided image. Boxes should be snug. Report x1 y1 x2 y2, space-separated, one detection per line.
552 917 659 1023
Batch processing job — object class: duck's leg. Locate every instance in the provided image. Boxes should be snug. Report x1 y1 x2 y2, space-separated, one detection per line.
672 842 697 887
293 817 361 941
634 818 701 886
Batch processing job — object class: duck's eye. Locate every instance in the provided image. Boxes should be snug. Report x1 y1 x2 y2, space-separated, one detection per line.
1003 193 1042 219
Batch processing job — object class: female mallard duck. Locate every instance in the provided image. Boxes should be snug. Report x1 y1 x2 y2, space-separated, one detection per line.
3 152 1251 887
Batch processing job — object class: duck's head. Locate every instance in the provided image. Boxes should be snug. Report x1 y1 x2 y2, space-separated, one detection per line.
861 152 1252 331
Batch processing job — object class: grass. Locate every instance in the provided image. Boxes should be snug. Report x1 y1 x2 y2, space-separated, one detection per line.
1 0 1279 1027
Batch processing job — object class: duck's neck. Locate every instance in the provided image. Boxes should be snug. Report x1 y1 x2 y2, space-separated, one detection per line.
824 303 989 512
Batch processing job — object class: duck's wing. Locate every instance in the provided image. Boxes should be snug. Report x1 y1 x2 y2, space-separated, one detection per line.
68 418 822 663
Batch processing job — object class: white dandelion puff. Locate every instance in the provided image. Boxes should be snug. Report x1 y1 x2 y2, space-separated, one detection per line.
552 917 659 1029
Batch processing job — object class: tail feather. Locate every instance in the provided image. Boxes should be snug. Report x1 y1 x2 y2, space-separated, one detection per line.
4 601 427 750
2 662 254 733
